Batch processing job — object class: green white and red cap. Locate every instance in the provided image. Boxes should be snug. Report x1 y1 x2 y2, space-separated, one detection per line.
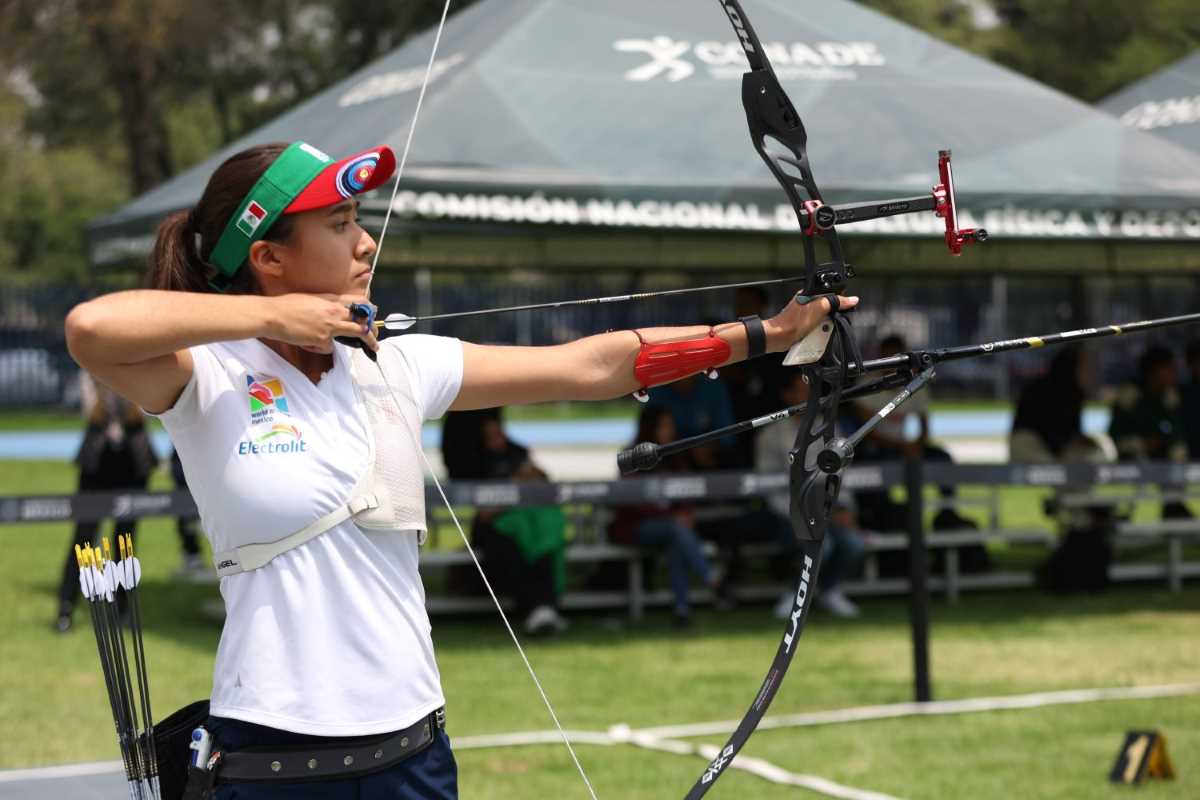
208 141 396 290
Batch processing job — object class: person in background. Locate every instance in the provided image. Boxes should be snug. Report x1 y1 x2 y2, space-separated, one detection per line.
610 405 724 627
756 371 864 618
1178 339 1200 459
441 409 568 635
1110 345 1191 519
1011 346 1116 593
848 334 973 532
720 286 790 467
440 407 501 482
55 371 157 632
480 415 569 636
1010 346 1106 463
170 447 210 580
647 372 735 470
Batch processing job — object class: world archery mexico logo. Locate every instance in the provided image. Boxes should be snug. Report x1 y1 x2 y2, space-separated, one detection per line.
239 374 307 455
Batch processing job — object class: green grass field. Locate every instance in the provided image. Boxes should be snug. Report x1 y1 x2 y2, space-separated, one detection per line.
2 459 1198 798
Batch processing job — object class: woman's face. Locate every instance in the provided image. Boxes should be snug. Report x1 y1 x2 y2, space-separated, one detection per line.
253 200 377 296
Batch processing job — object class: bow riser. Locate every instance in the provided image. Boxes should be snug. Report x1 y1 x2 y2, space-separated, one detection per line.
740 70 850 296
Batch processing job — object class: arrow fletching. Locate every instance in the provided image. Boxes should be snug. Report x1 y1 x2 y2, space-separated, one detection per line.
121 535 142 588
77 545 95 599
380 313 417 331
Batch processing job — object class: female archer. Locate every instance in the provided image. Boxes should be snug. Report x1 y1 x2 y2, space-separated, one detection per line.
65 140 856 799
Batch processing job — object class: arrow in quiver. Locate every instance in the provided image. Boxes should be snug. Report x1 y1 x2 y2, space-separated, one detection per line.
76 535 160 800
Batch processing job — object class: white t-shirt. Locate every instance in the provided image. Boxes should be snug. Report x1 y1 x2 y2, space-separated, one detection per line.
153 335 462 736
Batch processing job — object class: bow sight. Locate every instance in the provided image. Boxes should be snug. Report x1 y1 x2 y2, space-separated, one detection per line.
782 151 986 259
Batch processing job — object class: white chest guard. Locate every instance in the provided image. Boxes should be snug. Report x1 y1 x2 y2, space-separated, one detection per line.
213 347 428 577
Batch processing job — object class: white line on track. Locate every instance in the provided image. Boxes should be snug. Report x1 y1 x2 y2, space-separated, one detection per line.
633 682 1200 740
616 730 903 800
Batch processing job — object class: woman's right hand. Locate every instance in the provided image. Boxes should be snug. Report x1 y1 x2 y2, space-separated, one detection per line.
264 293 380 354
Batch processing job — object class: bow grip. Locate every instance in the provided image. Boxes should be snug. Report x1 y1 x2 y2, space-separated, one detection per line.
336 302 378 361
782 320 834 367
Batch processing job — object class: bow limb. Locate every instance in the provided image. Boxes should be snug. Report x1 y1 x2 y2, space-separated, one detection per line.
359 4 599 798
685 3 855 796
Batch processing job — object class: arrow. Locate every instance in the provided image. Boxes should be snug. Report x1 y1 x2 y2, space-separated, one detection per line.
119 534 159 800
77 540 159 799
376 276 806 331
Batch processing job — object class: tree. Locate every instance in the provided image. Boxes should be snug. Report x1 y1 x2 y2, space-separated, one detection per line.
0 0 477 277
859 0 1200 102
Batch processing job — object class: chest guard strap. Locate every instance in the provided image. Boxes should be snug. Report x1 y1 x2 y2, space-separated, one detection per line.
213 494 380 577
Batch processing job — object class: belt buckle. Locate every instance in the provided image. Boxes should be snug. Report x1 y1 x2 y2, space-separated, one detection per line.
435 708 446 729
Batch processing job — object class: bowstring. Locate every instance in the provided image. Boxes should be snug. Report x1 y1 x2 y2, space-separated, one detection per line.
365 0 452 289
374 369 599 800
362 2 599 796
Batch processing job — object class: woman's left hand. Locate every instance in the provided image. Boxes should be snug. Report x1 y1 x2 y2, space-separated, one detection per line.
764 293 860 353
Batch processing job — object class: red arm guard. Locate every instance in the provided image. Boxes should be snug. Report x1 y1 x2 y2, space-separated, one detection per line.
632 328 731 402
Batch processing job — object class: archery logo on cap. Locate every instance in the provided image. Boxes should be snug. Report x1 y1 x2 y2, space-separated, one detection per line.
236 201 268 238
336 152 381 199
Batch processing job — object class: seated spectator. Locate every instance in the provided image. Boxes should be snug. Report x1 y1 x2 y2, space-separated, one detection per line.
720 286 790 468
441 407 501 480
1110 345 1190 519
610 405 724 627
56 372 156 633
648 372 735 470
1177 339 1200 459
847 335 981 572
755 371 865 618
1010 346 1106 463
441 409 568 635
1011 347 1114 593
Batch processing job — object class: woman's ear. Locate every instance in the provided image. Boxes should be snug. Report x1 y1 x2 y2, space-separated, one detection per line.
247 239 286 284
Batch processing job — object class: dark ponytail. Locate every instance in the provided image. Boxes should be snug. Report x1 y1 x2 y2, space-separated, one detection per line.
148 143 298 294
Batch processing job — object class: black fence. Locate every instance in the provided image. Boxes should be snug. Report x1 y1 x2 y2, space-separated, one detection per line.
6 461 1200 525
4 270 1200 408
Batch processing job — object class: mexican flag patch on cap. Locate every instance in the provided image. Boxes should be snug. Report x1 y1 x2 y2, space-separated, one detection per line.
236 201 268 237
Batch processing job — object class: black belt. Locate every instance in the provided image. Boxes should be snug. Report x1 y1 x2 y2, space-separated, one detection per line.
214 707 446 784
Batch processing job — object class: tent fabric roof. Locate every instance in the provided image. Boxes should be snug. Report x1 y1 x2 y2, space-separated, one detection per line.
1100 51 1200 154
89 0 1200 266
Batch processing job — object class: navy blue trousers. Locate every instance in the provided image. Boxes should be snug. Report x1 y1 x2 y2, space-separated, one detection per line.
205 715 458 799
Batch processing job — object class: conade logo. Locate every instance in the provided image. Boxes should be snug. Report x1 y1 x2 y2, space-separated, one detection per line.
614 35 886 82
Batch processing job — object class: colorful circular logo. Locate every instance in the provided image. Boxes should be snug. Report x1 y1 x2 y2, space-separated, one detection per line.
336 153 380 198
